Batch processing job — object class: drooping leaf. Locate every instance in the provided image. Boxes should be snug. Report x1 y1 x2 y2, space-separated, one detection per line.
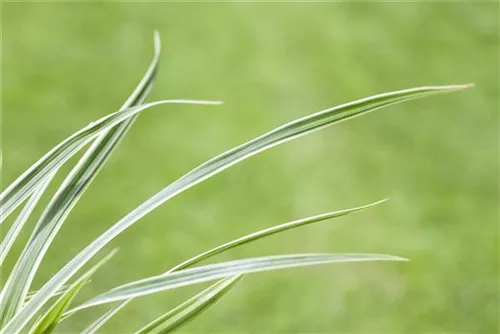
0 98 220 226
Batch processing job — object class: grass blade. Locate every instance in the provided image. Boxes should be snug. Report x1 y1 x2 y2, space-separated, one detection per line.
53 32 160 330
79 300 131 334
120 30 161 110
0 32 165 326
0 173 55 266
24 282 90 304
0 99 219 226
84 199 385 324
134 276 242 334
28 250 117 334
169 199 387 272
5 84 468 333
69 253 406 312
0 37 220 328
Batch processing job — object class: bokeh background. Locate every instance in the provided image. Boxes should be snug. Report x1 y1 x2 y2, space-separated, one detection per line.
2 2 499 333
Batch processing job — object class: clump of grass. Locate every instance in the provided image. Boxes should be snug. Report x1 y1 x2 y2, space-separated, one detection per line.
0 32 471 333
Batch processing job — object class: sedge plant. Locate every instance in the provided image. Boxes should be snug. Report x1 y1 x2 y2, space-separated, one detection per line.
0 32 472 333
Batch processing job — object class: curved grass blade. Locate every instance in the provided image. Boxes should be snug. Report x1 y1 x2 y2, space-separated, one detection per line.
0 173 55 266
0 102 221 324
82 199 386 325
134 275 242 334
28 250 117 334
5 84 469 333
25 282 90 304
169 199 387 272
0 32 219 328
79 300 131 334
121 30 161 110
0 98 219 226
38 32 160 329
69 253 406 312
0 31 161 324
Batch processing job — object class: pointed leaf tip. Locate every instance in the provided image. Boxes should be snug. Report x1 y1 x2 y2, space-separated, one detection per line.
439 83 474 91
153 30 161 54
368 198 389 206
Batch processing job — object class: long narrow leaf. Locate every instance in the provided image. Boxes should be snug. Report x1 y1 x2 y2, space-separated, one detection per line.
85 199 386 325
79 300 131 334
0 42 221 328
69 253 406 312
28 250 117 334
169 199 387 272
0 99 219 226
0 173 55 265
0 31 161 324
25 282 90 304
5 84 469 333
134 276 242 334
121 30 161 110
48 32 159 329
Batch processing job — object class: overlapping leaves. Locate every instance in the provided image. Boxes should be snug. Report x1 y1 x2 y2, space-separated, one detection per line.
0 32 470 333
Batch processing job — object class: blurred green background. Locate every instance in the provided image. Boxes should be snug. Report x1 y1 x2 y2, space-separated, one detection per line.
2 2 499 333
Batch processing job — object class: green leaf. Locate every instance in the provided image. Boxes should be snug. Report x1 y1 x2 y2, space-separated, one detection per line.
0 173 55 266
80 199 385 326
28 250 117 334
5 84 469 333
25 282 90 304
69 253 406 312
0 34 220 328
169 199 387 272
134 276 242 334
120 30 161 109
0 32 163 326
35 32 160 330
79 300 131 334
0 97 220 226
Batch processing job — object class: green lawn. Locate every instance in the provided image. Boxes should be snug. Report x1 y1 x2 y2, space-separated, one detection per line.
2 2 499 333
